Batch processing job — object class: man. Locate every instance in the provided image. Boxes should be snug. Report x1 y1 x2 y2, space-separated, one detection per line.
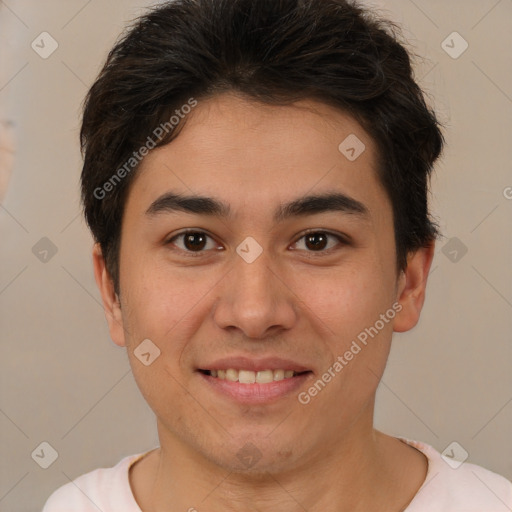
43 0 512 510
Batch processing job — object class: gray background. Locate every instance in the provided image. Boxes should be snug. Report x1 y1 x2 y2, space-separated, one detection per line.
1 1 511 510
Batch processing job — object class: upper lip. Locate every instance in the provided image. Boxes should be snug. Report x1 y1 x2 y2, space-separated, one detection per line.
198 356 312 373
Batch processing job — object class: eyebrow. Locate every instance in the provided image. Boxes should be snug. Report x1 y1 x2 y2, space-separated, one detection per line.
145 191 369 222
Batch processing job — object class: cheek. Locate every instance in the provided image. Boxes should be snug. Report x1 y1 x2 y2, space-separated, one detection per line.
302 270 395 421
299 263 393 340
120 259 218 359
297 263 397 408
120 268 195 414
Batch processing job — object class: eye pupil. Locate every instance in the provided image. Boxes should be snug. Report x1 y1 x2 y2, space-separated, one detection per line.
305 233 328 251
185 232 207 251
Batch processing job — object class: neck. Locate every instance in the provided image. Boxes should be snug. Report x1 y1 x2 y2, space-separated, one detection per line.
131 400 424 512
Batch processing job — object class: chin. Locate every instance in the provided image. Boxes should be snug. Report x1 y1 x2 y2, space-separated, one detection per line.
205 432 302 475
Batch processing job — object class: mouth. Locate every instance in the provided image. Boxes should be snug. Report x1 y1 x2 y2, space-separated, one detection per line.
196 355 314 404
196 365 313 404
198 368 311 384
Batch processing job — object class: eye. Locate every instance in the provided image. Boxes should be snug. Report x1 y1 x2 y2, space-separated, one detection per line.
291 231 346 253
166 229 348 256
166 230 220 254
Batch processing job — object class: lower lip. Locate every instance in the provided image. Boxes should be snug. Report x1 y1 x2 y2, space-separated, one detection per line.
198 371 312 404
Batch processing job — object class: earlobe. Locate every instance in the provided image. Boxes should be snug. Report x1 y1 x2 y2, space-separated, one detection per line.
393 242 435 333
92 243 127 347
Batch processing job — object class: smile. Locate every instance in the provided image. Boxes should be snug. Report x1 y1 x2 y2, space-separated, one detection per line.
200 368 307 384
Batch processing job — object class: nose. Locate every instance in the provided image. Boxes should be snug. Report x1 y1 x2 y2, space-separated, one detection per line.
212 247 298 339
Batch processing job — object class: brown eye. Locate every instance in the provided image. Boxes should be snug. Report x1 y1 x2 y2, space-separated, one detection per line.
183 232 207 251
305 232 329 251
293 231 345 253
167 231 218 253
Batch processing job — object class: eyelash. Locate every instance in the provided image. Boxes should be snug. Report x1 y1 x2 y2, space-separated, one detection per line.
165 229 348 257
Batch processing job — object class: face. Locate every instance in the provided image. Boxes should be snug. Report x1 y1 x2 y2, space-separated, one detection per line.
94 92 432 474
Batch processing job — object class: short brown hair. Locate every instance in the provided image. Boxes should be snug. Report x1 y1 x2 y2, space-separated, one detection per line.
80 0 444 294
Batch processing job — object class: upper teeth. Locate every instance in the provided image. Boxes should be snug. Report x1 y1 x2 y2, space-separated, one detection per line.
209 369 296 384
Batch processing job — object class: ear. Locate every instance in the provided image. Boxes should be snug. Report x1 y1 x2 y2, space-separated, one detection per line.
393 242 435 333
92 243 127 347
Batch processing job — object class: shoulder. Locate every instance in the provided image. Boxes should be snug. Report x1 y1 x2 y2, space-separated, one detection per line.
399 437 512 511
438 456 512 507
41 453 145 512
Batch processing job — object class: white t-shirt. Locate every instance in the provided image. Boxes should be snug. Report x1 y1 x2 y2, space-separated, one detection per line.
42 437 512 511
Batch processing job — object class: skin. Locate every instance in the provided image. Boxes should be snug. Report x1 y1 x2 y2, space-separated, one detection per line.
93 92 434 511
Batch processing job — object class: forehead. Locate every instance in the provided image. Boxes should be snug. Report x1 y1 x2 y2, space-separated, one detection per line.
127 92 388 221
